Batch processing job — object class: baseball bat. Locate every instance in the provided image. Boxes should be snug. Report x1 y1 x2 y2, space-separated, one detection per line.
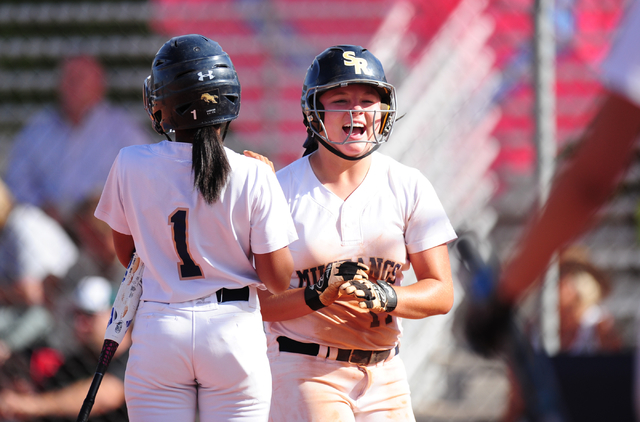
76 252 144 422
455 236 567 422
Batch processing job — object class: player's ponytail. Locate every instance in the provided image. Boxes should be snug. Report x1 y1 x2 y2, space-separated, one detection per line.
192 124 230 204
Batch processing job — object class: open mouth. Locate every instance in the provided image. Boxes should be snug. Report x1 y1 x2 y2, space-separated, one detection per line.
343 122 365 136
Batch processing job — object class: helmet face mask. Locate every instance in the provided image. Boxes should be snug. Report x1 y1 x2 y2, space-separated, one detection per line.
305 83 395 146
143 76 163 134
144 34 241 136
301 45 397 156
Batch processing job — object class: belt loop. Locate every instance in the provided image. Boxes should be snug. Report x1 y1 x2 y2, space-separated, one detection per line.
386 345 399 362
247 285 257 309
317 345 329 359
327 346 339 361
357 352 372 366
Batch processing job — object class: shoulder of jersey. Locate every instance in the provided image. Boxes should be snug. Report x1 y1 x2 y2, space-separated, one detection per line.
277 155 307 173
275 155 308 182
379 153 422 175
116 143 158 167
121 142 154 155
225 149 276 176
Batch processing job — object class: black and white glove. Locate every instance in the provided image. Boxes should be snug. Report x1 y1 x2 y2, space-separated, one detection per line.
343 279 397 313
304 261 369 310
463 294 513 358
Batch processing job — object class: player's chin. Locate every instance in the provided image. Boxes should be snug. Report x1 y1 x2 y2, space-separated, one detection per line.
337 141 374 158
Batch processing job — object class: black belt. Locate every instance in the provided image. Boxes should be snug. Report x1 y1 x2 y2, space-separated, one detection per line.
216 286 249 303
276 336 398 366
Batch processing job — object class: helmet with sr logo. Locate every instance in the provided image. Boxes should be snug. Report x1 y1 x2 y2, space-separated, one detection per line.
143 34 241 136
301 45 397 160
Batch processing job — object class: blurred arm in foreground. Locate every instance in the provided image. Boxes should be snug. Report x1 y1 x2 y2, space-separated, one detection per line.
500 92 640 304
466 0 640 356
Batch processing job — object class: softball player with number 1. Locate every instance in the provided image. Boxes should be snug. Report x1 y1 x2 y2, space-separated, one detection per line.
259 45 458 421
94 35 296 421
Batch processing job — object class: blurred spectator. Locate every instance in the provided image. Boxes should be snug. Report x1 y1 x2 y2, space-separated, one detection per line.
0 178 78 365
502 245 623 422
0 276 130 422
3 54 154 231
63 195 124 288
557 245 622 354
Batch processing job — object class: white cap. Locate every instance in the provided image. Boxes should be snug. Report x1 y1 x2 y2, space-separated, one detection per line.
73 276 113 313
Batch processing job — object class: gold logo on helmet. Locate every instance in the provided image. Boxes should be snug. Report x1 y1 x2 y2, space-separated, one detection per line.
201 93 219 104
343 51 373 76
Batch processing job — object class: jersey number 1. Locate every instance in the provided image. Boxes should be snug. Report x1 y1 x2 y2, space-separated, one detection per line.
169 208 204 279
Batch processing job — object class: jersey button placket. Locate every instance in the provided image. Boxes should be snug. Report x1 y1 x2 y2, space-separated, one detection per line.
339 203 362 245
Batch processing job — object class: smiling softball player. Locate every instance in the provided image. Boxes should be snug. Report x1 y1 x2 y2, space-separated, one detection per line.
258 45 458 422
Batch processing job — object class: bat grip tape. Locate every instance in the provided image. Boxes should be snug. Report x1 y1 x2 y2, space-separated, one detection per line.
76 339 119 422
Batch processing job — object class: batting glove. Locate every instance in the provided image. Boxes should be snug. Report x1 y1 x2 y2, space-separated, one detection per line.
304 261 369 310
343 279 398 313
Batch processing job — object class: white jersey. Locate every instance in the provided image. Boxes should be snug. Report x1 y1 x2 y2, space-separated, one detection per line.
266 152 457 350
95 140 297 303
600 0 640 107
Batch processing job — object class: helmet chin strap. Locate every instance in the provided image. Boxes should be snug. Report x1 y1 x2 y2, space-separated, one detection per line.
316 136 380 161
221 121 230 141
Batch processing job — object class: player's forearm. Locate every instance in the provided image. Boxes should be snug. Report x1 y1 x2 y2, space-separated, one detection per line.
497 194 595 304
391 245 454 319
112 230 135 267
498 152 606 302
254 247 294 294
498 92 640 304
390 278 454 319
258 288 316 321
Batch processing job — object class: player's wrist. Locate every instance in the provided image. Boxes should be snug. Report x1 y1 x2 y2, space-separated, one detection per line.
376 280 398 312
304 285 326 311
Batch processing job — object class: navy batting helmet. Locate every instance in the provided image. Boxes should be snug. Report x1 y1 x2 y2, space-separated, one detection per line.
143 34 241 135
301 45 397 159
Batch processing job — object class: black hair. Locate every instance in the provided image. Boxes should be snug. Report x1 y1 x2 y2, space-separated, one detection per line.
191 124 231 204
302 116 319 157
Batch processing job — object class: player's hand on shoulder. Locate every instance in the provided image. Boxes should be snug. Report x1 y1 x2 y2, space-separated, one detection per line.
342 279 398 313
304 261 369 309
244 150 275 173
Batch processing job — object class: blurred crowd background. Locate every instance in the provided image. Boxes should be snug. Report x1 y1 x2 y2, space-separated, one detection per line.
0 0 638 421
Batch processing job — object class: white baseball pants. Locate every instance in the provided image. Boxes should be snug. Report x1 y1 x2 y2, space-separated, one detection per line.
267 341 415 422
125 289 271 422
